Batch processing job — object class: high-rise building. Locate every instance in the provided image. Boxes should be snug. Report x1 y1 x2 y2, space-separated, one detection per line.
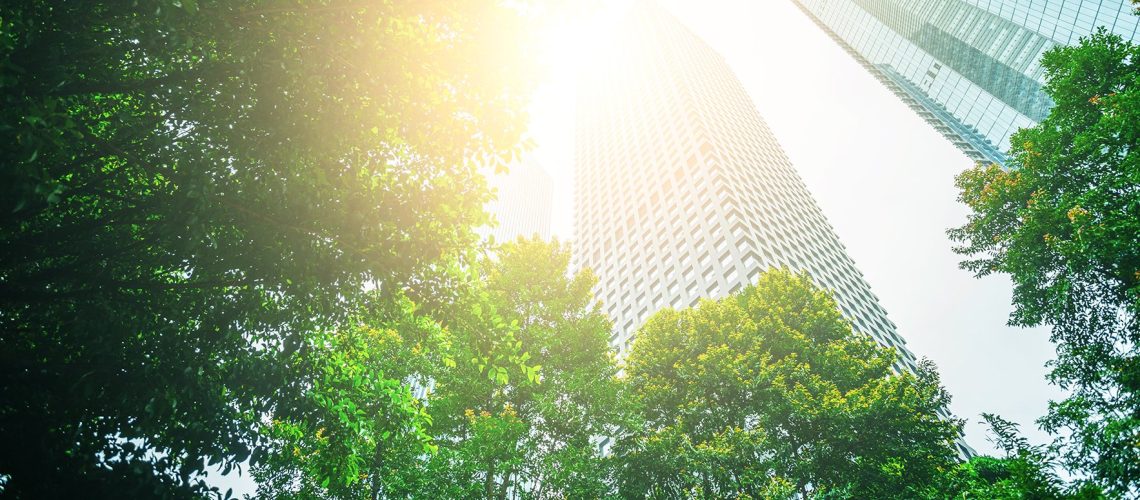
790 0 1138 165
483 158 554 243
576 3 924 382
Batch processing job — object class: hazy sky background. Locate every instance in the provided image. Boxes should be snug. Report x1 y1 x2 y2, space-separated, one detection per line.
528 0 1063 456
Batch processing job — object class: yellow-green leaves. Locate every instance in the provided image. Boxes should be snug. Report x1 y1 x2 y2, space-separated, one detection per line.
617 269 961 498
406 238 622 498
1 0 544 495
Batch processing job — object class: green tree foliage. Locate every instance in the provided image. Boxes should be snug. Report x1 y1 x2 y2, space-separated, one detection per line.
937 415 1102 499
949 28 1139 495
615 269 963 499
249 250 540 499
402 238 624 499
249 295 447 499
251 239 622 499
0 0 538 495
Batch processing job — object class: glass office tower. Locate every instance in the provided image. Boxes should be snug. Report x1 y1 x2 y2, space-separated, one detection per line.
790 0 1138 165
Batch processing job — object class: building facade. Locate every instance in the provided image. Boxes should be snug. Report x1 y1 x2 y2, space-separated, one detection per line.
575 3 925 378
483 158 554 243
790 0 1139 165
575 0 974 457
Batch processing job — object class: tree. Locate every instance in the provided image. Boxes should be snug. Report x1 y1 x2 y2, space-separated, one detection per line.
249 246 545 499
615 269 963 499
0 0 538 495
399 238 625 499
250 295 446 499
252 238 622 499
949 28 1139 495
935 415 1103 500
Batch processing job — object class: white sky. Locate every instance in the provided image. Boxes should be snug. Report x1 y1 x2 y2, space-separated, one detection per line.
528 0 1062 456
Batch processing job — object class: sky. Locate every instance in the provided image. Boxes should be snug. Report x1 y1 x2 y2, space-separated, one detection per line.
527 0 1063 456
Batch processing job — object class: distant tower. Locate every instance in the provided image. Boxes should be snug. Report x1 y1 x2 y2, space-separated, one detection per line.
789 0 1139 165
575 1 972 457
484 158 554 243
576 3 919 369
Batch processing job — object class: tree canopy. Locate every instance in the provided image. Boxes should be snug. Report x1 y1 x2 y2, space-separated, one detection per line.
250 238 623 499
8 0 1137 498
614 269 963 499
394 238 624 499
934 414 1103 499
950 28 1139 496
0 0 538 495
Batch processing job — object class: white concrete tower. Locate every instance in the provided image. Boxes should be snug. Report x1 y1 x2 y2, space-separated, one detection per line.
574 3 922 375
484 158 554 243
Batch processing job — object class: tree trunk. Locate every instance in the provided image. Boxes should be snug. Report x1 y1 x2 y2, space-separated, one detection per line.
485 460 497 499
498 465 513 499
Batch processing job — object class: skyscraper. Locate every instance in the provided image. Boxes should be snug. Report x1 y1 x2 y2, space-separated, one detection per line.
790 0 1138 165
575 3 926 384
483 158 554 243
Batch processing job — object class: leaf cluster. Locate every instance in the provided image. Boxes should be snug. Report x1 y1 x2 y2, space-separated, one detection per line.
614 270 963 499
254 238 625 499
949 27 1140 496
0 0 538 495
